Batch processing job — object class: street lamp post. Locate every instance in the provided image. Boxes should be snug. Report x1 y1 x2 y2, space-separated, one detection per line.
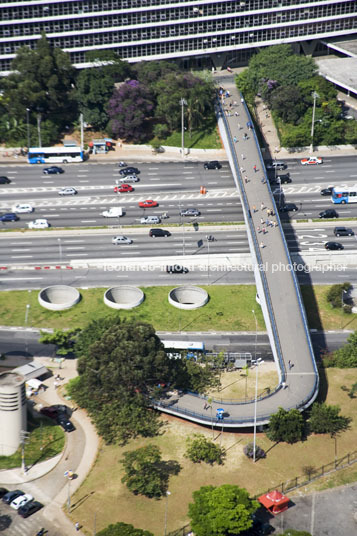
164 490 171 536
252 309 258 463
206 236 210 284
64 470 73 512
25 302 31 354
26 108 31 150
37 113 42 148
310 91 319 153
180 98 187 158
58 238 63 283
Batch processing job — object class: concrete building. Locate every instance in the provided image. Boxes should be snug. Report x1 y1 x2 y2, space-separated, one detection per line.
0 1 357 74
0 371 26 456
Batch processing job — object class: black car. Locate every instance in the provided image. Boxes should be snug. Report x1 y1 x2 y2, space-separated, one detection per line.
0 487 8 499
325 241 344 250
279 203 298 212
0 176 11 184
2 489 24 504
119 167 140 176
149 228 171 238
166 265 189 274
319 209 338 219
43 166 64 174
18 500 43 518
0 212 19 222
270 173 291 184
320 187 333 196
334 227 354 237
204 160 222 170
57 415 75 432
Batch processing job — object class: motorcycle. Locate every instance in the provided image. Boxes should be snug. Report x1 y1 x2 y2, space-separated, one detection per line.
36 529 47 536
118 161 127 167
161 212 169 219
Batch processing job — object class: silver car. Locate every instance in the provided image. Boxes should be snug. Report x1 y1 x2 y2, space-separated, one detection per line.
180 208 201 217
119 175 139 183
141 215 161 224
58 187 77 196
112 235 133 245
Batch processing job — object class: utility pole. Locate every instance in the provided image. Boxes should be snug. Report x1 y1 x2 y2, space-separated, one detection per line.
37 113 42 148
310 91 319 154
80 113 84 150
180 98 187 158
20 430 30 474
26 108 31 149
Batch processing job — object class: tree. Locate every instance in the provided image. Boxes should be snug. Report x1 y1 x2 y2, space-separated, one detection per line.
309 403 351 436
39 328 80 356
133 60 179 95
188 484 259 536
326 282 351 309
107 80 154 142
97 522 153 536
267 407 305 444
185 434 225 465
330 330 357 368
270 86 306 124
121 444 180 499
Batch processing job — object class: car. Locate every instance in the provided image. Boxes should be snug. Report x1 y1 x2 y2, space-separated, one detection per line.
334 227 354 237
18 500 43 518
58 187 77 196
149 228 171 238
325 241 344 250
119 175 139 183
301 156 323 165
141 215 161 224
180 208 201 217
11 203 34 213
2 490 24 504
320 187 333 196
276 173 292 184
43 166 64 174
40 406 59 419
319 209 338 219
0 176 11 184
166 265 189 274
279 203 298 212
0 488 8 499
0 212 19 222
266 160 287 170
112 235 133 245
28 218 50 229
57 416 75 432
114 184 134 193
204 160 222 170
10 493 33 510
139 199 158 208
119 167 140 176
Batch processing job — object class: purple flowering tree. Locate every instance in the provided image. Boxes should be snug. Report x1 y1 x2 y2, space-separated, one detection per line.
107 80 154 142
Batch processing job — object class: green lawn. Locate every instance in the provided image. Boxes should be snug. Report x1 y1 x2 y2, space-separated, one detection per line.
1 285 356 332
150 127 222 150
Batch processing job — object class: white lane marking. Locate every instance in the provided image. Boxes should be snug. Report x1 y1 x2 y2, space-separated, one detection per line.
10 255 33 258
42 214 60 217
2 277 43 281
116 275 129 278
65 247 86 250
11 249 31 252
10 242 33 245
81 220 97 223
63 240 85 243
65 253 88 256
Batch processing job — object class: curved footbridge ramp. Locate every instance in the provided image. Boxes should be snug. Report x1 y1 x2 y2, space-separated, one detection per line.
154 79 319 428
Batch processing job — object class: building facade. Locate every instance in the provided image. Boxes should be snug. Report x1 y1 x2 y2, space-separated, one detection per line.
0 1 357 74
0 371 26 456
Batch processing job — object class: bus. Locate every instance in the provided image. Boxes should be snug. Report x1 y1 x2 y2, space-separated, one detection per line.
331 187 357 204
161 340 205 352
27 146 84 164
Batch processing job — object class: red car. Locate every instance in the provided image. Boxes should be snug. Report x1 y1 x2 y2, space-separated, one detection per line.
114 184 134 193
138 199 158 208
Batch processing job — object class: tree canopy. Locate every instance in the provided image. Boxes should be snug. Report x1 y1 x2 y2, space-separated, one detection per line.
267 407 305 444
188 484 259 536
308 403 351 436
327 330 357 368
97 522 153 536
185 434 225 465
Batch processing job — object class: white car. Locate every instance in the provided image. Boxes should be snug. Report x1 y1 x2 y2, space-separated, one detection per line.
119 175 139 183
28 219 49 229
140 216 161 224
102 207 124 218
11 204 34 213
300 156 323 165
10 493 33 510
58 187 77 196
112 235 133 245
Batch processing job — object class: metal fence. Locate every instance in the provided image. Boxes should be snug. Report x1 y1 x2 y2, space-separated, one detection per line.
256 449 357 497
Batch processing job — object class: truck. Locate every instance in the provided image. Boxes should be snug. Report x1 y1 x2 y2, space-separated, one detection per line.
101 207 124 218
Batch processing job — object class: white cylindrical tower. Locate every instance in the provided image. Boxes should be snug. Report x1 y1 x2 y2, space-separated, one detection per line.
0 372 27 456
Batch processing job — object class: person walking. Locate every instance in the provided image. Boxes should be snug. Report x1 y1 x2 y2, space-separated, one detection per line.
260 242 264 248
253 165 257 173
260 202 265 211
233 136 238 143
257 226 261 233
241 153 245 160
75 522 80 531
252 205 257 213
260 217 264 225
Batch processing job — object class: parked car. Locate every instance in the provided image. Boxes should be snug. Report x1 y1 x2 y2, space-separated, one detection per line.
325 241 344 250
0 176 11 184
114 184 134 193
334 227 354 237
166 265 189 274
28 219 50 229
2 490 24 504
266 160 287 170
58 187 77 196
40 406 59 419
319 209 338 219
320 187 333 196
301 156 323 165
279 203 298 212
141 215 161 224
0 212 19 222
57 415 75 432
204 160 222 170
138 199 158 208
43 166 64 174
112 235 133 245
119 175 139 183
0 488 8 499
180 208 201 217
10 493 33 510
11 203 34 213
119 167 140 176
149 228 171 238
18 500 43 518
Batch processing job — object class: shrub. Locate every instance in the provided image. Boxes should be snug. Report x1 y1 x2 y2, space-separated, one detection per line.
185 434 225 465
243 443 266 460
326 282 351 308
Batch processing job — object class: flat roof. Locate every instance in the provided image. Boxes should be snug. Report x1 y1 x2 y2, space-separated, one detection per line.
315 57 357 96
322 36 357 57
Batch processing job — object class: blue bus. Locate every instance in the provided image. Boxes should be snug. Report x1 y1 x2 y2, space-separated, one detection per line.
332 187 357 204
28 146 84 164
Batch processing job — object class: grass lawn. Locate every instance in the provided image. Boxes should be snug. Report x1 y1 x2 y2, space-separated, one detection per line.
150 127 222 150
69 367 357 536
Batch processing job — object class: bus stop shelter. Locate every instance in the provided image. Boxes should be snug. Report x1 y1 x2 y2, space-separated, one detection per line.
89 138 114 154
